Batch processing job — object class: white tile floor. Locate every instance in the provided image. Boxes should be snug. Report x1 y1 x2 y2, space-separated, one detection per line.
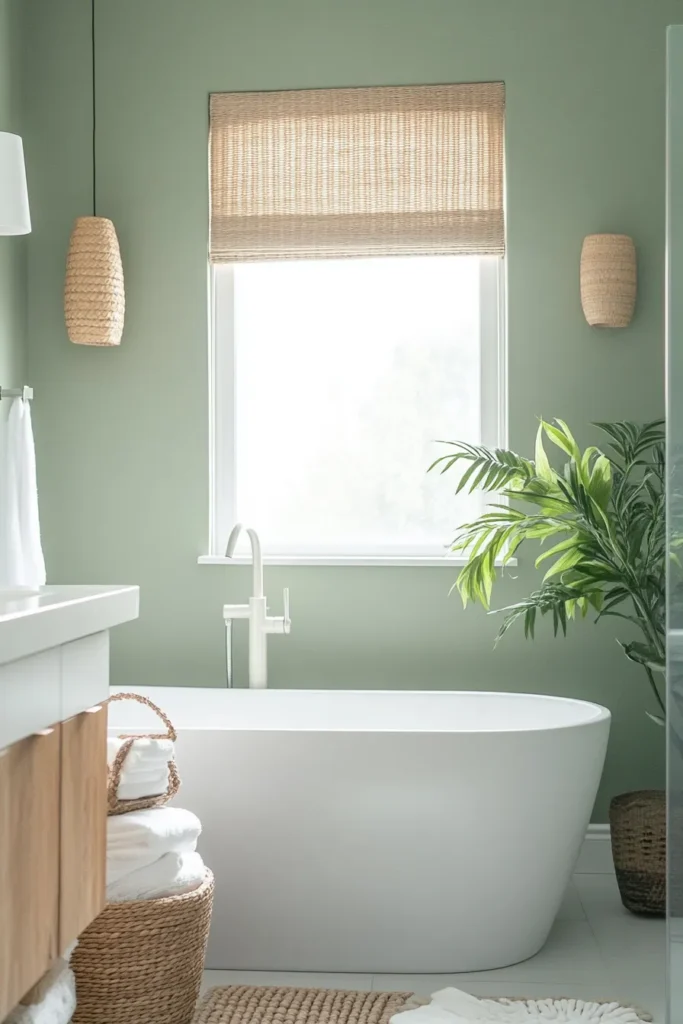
202 874 666 1022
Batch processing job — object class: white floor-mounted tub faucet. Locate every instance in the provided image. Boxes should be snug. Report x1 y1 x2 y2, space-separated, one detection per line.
223 524 290 688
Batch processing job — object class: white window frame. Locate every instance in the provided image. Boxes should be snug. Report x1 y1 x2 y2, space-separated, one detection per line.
201 256 507 567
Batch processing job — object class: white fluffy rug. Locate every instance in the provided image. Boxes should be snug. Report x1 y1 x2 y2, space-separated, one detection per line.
396 989 652 1024
449 999 649 1023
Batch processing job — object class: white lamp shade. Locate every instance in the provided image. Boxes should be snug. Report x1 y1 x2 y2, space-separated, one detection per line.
0 132 31 235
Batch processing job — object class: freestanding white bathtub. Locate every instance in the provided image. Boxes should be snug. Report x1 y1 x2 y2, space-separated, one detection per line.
108 687 610 974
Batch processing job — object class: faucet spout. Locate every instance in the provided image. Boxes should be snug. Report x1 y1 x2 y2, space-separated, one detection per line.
225 522 263 598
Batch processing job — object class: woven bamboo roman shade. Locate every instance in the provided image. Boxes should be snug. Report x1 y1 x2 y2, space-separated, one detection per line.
209 82 505 262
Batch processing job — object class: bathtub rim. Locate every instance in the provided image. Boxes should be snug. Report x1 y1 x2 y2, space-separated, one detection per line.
108 685 612 735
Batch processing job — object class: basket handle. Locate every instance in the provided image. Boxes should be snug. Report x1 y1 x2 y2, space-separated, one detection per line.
105 691 177 742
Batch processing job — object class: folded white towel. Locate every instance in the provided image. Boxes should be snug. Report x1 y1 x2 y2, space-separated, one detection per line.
392 1007 454 1024
107 806 200 849
106 850 206 903
106 807 201 883
107 735 174 801
115 766 169 784
395 989 545 1024
107 736 174 772
4 963 76 1024
115 770 170 801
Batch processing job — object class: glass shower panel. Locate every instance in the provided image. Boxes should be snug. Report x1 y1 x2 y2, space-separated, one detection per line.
668 25 683 1024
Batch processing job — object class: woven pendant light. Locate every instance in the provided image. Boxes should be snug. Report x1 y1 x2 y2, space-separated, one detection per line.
580 233 636 328
65 216 124 345
64 0 125 346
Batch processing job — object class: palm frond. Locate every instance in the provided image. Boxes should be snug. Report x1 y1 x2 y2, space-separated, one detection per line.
593 420 665 466
494 582 590 641
429 442 535 493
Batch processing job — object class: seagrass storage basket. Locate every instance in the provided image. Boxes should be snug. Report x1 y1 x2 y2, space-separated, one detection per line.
71 869 214 1024
106 691 181 815
609 790 665 916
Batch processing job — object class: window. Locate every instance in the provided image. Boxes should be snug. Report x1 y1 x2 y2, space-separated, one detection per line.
206 82 506 563
210 254 505 562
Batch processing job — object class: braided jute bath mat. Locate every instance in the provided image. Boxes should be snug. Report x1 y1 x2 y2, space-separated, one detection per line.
192 986 653 1024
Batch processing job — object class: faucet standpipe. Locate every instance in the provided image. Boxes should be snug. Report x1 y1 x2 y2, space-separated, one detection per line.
223 525 291 688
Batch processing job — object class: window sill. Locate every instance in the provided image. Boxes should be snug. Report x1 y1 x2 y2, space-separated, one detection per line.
198 555 517 568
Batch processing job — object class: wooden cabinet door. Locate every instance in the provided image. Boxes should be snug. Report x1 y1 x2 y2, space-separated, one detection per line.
59 706 107 950
0 728 61 1020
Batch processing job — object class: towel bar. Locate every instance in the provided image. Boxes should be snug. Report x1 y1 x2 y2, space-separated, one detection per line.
0 385 33 400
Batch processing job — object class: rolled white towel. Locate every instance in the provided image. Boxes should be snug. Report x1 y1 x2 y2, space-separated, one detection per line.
112 764 170 783
107 850 206 902
106 807 201 883
115 770 170 801
107 735 174 773
107 736 174 801
3 962 76 1024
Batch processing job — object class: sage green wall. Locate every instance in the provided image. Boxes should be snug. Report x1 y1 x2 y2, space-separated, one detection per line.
23 0 681 818
0 0 26 399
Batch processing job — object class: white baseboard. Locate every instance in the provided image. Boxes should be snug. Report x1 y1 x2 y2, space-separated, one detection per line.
575 824 613 874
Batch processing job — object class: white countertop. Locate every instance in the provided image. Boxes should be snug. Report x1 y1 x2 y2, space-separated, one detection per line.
0 585 140 665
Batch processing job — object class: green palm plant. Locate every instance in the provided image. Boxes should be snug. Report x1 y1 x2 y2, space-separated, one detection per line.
430 419 666 723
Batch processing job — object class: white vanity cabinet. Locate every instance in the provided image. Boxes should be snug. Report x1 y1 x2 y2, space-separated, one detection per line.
0 586 139 1019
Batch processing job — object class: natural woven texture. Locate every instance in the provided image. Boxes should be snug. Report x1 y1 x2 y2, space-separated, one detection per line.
193 988 653 1024
65 215 125 346
105 691 181 815
72 869 214 1024
194 986 412 1024
609 790 665 916
210 83 505 262
580 234 636 328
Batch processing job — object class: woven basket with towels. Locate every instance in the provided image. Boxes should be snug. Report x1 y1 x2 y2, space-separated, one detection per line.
71 691 213 1024
106 692 181 815
71 871 214 1024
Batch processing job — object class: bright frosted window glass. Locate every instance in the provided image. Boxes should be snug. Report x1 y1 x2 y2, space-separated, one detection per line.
222 255 500 556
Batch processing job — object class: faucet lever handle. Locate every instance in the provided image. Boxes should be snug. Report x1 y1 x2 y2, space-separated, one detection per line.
264 591 291 635
283 587 291 634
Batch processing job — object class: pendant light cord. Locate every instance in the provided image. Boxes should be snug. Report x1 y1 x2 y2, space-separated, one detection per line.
92 0 97 217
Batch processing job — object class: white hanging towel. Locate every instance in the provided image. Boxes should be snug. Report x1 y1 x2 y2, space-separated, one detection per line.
0 397 46 589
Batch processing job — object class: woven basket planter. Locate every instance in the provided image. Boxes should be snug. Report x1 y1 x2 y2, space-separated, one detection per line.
71 869 214 1024
609 790 665 916
65 215 125 346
